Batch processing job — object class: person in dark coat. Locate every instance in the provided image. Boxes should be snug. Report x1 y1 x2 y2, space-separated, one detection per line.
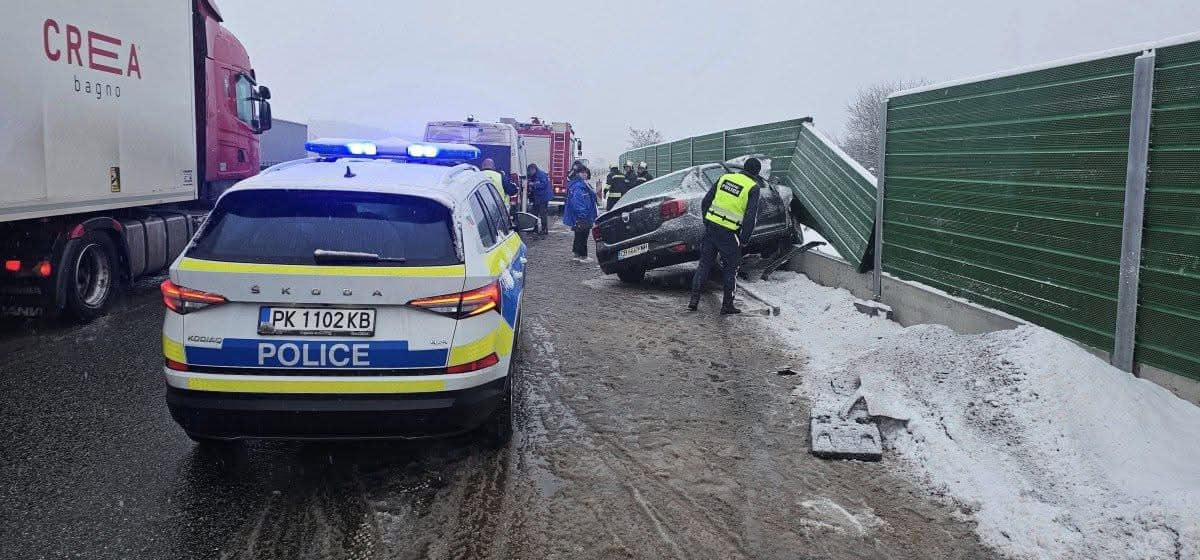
526 163 552 235
604 165 627 211
562 168 598 262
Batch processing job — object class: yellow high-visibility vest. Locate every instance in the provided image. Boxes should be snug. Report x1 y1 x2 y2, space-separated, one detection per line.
482 169 506 200
704 172 758 231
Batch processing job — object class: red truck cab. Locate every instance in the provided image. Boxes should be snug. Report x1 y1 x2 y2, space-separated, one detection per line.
196 0 272 200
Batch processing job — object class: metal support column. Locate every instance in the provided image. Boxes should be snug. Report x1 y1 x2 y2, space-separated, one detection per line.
872 99 889 299
721 131 727 161
689 138 694 167
1112 51 1156 373
666 142 672 173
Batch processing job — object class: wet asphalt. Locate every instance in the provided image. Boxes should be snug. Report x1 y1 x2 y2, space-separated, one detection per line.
0 225 997 559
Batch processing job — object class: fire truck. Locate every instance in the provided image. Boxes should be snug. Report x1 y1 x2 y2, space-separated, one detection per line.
500 117 583 203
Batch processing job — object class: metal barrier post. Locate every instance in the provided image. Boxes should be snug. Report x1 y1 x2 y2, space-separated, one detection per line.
1112 51 1157 373
689 138 694 167
721 131 727 161
872 99 889 299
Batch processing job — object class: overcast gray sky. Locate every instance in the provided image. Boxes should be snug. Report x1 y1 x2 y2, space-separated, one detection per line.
221 0 1200 163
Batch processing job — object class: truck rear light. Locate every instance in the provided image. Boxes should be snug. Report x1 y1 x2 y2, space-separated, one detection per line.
661 199 687 221
407 281 501 319
4 260 19 272
161 279 227 314
445 353 499 374
165 358 189 372
36 261 52 277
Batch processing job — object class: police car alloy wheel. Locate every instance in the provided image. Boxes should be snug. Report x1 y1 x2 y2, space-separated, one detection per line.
159 139 527 442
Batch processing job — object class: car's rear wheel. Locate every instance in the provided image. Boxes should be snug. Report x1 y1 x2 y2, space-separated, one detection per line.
617 268 646 284
478 375 514 448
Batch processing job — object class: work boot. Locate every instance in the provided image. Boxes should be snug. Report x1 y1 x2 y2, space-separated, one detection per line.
720 290 742 315
687 292 700 311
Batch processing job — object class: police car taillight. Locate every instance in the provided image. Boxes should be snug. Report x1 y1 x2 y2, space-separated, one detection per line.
161 279 227 314
407 281 501 319
446 353 499 374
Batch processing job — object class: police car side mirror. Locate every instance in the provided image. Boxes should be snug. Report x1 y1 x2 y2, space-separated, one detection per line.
513 212 541 233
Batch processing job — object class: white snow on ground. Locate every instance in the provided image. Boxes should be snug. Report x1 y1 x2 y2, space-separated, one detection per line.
755 271 1200 559
800 226 843 260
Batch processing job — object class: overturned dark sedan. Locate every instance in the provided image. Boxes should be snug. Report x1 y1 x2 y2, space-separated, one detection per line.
593 159 801 283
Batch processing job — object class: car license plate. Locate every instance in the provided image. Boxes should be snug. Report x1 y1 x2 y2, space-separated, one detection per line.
258 307 376 336
618 243 649 260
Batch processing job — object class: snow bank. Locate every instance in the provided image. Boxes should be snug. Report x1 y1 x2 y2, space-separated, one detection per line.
756 272 1200 559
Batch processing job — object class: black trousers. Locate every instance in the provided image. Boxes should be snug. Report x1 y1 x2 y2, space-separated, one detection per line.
572 225 590 257
531 202 549 234
606 197 621 211
691 223 740 294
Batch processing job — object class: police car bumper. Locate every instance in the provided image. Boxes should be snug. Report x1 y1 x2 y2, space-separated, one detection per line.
164 367 507 440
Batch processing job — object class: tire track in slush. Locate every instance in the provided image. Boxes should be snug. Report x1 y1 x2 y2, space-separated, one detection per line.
523 318 748 559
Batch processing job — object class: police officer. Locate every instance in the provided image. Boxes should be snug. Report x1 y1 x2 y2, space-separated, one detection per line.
604 165 626 210
687 157 763 314
480 158 513 201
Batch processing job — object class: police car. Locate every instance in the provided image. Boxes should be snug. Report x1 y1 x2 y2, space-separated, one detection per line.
160 138 527 445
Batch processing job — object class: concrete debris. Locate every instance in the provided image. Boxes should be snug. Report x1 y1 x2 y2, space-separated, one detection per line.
811 396 883 462
852 299 893 320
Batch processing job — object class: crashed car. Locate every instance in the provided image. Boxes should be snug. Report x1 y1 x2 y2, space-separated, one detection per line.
593 158 800 283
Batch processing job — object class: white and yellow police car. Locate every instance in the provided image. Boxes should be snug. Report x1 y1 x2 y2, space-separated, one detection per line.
160 138 526 445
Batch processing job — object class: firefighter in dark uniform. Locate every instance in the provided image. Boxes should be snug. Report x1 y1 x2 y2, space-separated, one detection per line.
604 165 626 210
687 157 763 314
631 161 653 189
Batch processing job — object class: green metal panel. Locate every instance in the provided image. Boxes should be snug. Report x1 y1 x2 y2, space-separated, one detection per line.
617 118 879 268
670 139 691 171
791 123 877 270
1142 41 1200 380
883 52 1140 359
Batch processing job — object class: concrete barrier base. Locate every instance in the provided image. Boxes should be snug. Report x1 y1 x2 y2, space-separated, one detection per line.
786 251 1200 406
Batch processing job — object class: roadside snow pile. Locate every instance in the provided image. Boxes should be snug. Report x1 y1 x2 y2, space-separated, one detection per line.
756 271 1200 559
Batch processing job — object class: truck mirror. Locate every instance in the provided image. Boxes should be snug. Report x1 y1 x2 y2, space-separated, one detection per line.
258 85 271 100
258 101 273 133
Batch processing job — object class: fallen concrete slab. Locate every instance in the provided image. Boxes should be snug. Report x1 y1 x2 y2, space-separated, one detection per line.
810 398 883 462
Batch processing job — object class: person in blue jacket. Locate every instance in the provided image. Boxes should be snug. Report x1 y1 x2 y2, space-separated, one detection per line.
526 163 552 235
562 167 598 262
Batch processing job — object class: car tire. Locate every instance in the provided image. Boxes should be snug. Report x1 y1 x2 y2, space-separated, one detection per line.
477 379 514 449
617 268 645 284
57 231 121 321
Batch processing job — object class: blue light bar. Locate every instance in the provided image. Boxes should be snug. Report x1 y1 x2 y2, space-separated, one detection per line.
306 137 481 163
305 138 377 157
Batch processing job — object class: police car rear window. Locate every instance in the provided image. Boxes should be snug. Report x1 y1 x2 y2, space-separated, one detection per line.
187 189 460 266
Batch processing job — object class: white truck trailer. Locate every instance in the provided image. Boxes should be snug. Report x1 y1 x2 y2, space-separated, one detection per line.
0 0 271 319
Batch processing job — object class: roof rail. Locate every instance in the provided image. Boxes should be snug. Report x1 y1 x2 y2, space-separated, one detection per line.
443 163 479 183
260 157 320 175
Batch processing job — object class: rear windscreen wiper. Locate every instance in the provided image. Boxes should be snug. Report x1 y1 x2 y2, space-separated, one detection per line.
313 249 407 264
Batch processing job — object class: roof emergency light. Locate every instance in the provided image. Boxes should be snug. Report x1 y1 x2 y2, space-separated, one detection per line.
306 137 481 164
305 138 377 157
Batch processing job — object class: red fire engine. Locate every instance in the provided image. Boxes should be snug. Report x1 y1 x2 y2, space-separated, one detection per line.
502 117 583 202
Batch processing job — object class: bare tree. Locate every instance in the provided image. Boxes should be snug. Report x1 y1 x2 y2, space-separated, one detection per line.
840 79 929 171
627 127 664 149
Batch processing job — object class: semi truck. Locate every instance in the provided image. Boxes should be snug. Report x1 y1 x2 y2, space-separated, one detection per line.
501 117 583 202
0 0 271 320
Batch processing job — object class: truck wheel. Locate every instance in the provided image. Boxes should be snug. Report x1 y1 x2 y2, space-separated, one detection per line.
58 231 120 321
617 268 646 284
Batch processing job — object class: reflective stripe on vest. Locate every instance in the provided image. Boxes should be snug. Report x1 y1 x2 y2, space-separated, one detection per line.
704 172 757 231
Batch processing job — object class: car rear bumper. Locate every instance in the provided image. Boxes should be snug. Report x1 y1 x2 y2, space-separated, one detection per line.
598 241 701 274
166 377 506 440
